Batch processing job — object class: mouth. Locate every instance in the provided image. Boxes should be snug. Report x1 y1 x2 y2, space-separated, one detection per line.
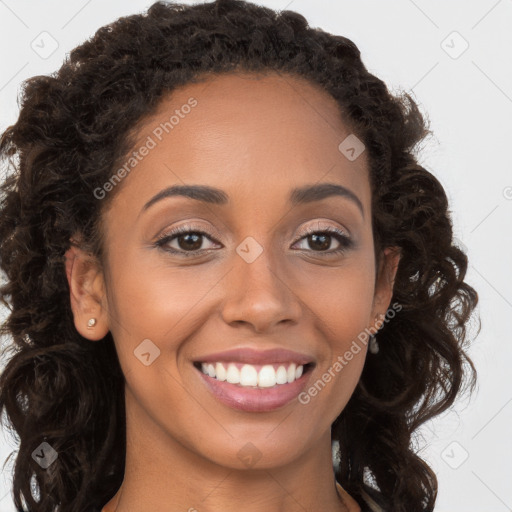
194 361 315 389
193 360 315 388
192 360 316 413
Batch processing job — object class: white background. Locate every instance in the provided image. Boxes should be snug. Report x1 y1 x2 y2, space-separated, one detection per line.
0 1 511 511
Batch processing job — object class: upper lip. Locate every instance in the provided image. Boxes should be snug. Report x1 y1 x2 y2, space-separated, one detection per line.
194 347 315 366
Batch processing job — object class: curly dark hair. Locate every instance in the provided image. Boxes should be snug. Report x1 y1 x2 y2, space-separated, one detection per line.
0 1 479 511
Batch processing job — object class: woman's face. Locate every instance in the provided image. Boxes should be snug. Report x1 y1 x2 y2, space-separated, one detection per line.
70 72 399 472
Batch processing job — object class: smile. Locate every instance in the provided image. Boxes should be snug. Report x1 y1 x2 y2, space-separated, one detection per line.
193 361 315 412
197 361 310 388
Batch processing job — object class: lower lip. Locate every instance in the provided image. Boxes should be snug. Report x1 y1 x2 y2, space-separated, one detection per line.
194 365 312 412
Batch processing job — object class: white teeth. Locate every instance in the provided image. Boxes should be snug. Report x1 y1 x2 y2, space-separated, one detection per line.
215 362 227 381
276 365 288 384
199 361 306 388
240 364 258 386
226 364 240 384
258 365 276 388
287 363 296 383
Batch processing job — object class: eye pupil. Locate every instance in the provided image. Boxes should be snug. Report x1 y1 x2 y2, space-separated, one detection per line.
308 233 330 251
178 233 202 251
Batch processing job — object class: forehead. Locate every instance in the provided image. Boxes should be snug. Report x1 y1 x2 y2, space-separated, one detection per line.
139 71 355 147
107 71 370 215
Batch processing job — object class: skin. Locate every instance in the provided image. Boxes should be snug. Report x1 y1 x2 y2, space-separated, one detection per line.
65 72 400 512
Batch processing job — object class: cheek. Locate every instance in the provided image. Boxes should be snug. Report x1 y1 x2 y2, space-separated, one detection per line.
299 261 376 343
103 255 208 431
294 266 374 426
105 247 221 340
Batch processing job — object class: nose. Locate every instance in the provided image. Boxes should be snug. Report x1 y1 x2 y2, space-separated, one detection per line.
220 246 302 334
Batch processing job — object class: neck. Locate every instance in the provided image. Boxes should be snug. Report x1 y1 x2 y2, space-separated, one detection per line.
101 387 360 512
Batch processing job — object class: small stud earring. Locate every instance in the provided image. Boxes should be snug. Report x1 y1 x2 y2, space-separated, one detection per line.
87 318 97 328
369 334 379 354
369 315 381 354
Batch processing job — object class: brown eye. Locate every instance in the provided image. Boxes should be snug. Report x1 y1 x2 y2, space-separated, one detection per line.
292 227 353 254
175 232 203 251
305 233 332 251
155 226 221 257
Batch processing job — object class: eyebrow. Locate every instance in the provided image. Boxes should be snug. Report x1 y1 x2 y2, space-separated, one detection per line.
141 182 364 218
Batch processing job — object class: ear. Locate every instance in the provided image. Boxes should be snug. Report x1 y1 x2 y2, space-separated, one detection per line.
370 246 401 329
64 241 109 341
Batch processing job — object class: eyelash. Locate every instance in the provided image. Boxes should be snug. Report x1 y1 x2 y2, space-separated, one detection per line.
154 224 353 258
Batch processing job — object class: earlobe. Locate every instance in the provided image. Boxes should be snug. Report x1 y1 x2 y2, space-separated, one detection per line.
64 242 109 341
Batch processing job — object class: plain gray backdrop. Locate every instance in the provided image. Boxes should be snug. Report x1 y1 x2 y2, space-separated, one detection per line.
0 1 511 511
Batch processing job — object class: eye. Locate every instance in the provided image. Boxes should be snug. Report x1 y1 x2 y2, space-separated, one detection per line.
154 225 221 257
292 226 353 254
154 224 354 257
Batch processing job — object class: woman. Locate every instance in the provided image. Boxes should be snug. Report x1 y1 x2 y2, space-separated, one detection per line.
0 1 478 511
